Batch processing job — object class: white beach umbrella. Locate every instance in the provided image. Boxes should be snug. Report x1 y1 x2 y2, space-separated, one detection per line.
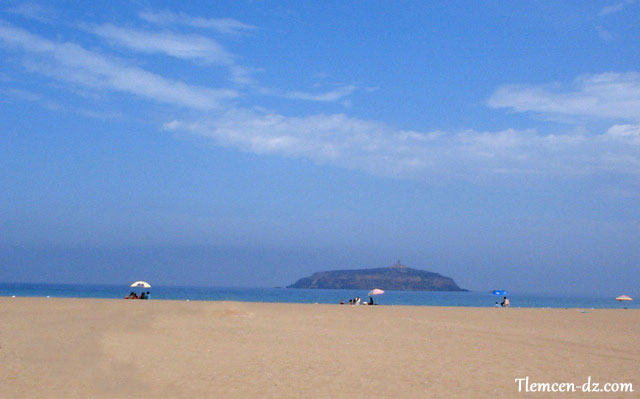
367 288 385 305
130 281 151 288
615 295 632 301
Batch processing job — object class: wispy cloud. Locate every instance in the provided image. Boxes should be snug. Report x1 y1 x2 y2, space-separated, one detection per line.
86 24 255 85
284 85 356 102
139 9 255 35
0 87 42 102
6 2 57 23
0 86 122 119
163 110 640 180
598 0 635 16
596 25 613 40
0 21 237 110
257 84 357 103
599 3 625 16
607 123 640 144
488 72 640 122
87 24 234 65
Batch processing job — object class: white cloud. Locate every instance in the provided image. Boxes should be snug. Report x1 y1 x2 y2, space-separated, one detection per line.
598 1 635 16
0 86 122 119
88 24 234 65
599 3 625 16
139 10 255 35
86 23 255 84
0 21 237 110
256 85 357 104
596 25 613 40
284 85 356 102
6 2 57 23
0 87 41 102
607 124 640 144
488 72 640 122
163 110 640 180
37 100 123 120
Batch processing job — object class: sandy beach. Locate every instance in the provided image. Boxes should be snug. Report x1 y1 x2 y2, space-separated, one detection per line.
0 298 637 398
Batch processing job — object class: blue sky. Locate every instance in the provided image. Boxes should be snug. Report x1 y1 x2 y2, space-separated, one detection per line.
1 1 639 294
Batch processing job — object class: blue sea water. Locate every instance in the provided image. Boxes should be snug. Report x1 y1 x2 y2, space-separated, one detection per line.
0 283 637 309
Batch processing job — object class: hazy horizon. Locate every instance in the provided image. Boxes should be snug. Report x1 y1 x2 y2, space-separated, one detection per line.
1 1 639 296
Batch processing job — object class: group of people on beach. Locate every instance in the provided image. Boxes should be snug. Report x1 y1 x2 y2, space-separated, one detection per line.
340 296 375 305
125 291 150 299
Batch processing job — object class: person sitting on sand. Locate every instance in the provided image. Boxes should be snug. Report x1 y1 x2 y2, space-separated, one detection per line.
368 296 374 305
125 291 135 299
339 299 344 305
140 292 146 300
501 297 510 307
145 291 150 299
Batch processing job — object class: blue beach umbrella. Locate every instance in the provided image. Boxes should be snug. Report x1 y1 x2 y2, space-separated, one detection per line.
492 290 510 306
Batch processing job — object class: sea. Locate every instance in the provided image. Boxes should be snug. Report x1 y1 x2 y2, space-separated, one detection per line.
0 283 637 309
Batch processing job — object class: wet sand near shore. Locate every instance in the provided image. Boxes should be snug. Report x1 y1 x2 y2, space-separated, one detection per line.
0 297 637 398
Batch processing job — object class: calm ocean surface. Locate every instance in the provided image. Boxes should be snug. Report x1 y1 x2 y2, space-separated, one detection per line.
0 283 636 309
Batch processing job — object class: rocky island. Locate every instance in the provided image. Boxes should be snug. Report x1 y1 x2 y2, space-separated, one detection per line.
288 262 466 291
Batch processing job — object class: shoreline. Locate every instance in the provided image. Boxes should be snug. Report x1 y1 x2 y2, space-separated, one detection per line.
1 294 637 310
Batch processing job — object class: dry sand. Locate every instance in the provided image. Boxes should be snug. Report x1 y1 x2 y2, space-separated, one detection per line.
0 298 637 398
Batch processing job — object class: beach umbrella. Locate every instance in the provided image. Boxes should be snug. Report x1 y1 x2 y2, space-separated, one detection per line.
366 288 384 305
492 290 509 306
615 295 632 301
128 281 151 299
